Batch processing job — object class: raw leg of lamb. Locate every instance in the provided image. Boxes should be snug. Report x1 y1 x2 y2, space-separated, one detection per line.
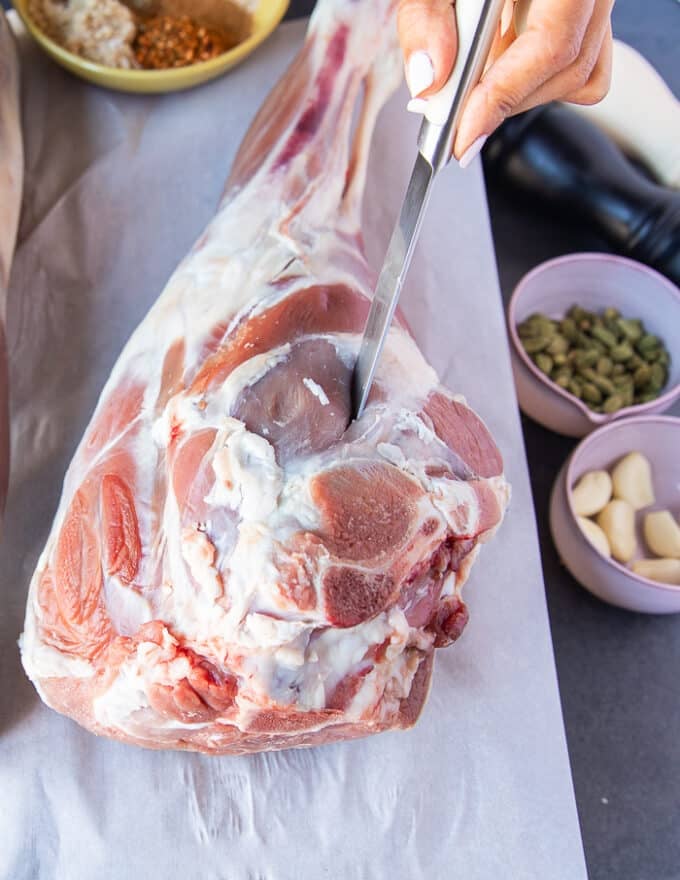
0 12 23 520
21 0 510 754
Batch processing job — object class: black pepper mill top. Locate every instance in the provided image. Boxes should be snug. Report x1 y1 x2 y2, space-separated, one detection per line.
483 103 680 288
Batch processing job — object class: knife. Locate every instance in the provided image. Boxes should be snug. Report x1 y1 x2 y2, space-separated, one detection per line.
351 0 506 420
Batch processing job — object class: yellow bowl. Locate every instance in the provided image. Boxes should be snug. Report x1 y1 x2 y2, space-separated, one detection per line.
12 0 290 93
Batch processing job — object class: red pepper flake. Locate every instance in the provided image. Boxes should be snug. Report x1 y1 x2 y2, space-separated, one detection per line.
133 15 237 69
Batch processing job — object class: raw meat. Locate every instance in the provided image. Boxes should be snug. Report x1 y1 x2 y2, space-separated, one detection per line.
0 12 23 520
21 0 510 754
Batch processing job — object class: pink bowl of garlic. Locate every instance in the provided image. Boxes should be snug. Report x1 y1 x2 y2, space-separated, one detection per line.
550 414 680 614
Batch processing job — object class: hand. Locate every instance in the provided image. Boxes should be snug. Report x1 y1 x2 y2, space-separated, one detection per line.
398 0 614 165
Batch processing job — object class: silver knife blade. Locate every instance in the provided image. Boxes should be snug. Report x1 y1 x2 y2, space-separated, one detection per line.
351 152 434 420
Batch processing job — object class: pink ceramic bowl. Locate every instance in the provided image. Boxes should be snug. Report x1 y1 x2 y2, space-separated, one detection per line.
509 253 680 437
550 415 680 614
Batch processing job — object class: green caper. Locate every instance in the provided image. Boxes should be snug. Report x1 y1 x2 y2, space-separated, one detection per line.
534 353 553 375
568 378 583 399
649 362 667 391
633 365 652 389
611 342 634 362
596 356 613 376
637 333 660 353
582 383 602 404
546 334 569 356
522 335 551 354
560 317 579 342
592 375 617 396
603 393 625 413
591 325 618 349
568 305 589 322
575 349 599 369
617 318 643 342
612 373 634 389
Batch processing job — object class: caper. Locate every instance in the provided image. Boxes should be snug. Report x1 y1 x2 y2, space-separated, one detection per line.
591 325 618 349
611 342 634 362
568 378 583 399
617 318 643 342
633 364 652 389
613 373 634 389
568 306 589 322
603 393 625 413
649 362 667 391
522 335 551 354
560 318 578 342
637 333 660 353
575 349 599 369
534 353 553 375
596 356 613 376
582 383 602 404
546 334 569 356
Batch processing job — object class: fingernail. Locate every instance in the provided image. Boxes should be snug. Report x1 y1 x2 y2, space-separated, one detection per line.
458 135 488 169
406 97 427 114
500 0 514 36
406 51 434 98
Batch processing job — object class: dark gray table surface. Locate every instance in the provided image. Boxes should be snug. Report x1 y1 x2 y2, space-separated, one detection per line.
3 1 679 878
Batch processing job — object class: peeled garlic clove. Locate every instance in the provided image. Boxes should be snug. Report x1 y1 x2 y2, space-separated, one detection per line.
631 558 680 585
596 499 637 563
611 451 655 510
571 470 613 516
577 516 611 557
643 510 680 559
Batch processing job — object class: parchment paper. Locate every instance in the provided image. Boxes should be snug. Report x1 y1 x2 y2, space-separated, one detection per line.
0 16 587 880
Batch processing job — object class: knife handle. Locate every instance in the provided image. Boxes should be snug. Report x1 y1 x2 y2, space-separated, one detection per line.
416 0 505 172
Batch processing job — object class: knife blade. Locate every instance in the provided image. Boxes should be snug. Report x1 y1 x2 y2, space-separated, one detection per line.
350 0 505 421
351 153 434 420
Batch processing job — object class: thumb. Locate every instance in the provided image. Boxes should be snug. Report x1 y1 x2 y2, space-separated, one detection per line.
397 0 458 98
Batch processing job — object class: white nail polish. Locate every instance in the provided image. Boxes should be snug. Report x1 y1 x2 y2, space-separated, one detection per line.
458 135 488 169
406 97 427 114
406 52 434 98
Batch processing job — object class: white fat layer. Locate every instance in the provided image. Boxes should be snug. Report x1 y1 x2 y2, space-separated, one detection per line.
303 377 330 405
209 420 282 522
181 528 223 600
104 580 153 636
19 620 94 682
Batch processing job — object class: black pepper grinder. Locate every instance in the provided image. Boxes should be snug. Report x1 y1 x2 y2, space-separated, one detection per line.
482 103 680 288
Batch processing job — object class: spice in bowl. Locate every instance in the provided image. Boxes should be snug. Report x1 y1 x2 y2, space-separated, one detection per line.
26 0 247 71
517 305 671 414
27 0 139 68
133 15 231 69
